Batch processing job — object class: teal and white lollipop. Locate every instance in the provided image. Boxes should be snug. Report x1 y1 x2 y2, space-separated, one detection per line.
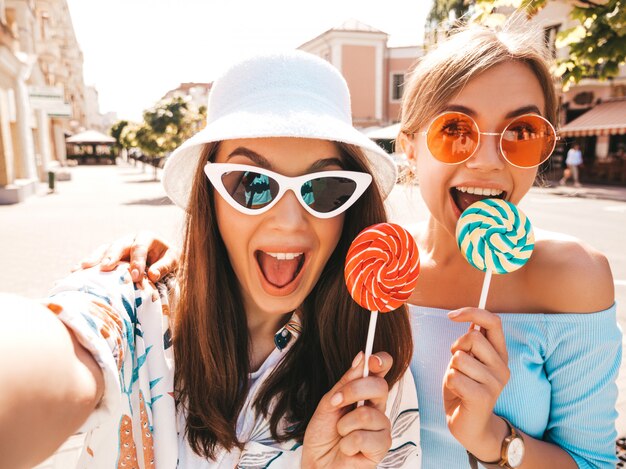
456 198 535 315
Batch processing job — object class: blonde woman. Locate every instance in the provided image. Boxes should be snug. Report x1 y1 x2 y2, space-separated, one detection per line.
399 19 619 469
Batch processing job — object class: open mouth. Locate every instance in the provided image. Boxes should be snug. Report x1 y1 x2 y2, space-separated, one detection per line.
450 186 507 214
256 251 306 289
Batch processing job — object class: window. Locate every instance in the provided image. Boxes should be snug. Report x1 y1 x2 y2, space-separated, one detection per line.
391 73 404 101
543 24 560 58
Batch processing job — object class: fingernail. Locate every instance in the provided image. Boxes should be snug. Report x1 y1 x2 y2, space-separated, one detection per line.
102 257 112 266
148 267 159 280
330 392 343 407
131 269 140 281
352 351 364 369
372 355 383 368
448 310 461 318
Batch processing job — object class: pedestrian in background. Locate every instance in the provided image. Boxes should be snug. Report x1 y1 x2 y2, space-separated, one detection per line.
560 142 583 187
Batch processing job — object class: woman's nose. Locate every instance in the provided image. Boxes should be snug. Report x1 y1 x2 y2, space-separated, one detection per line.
267 190 308 230
465 133 506 171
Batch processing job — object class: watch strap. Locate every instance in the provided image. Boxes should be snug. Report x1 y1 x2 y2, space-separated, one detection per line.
465 417 521 469
467 450 503 469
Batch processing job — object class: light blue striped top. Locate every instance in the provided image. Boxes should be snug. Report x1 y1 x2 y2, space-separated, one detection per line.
410 303 622 469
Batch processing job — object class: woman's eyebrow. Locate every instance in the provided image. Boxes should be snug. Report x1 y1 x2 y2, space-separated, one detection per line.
441 104 476 117
442 104 542 119
308 157 344 172
505 105 542 118
227 147 272 169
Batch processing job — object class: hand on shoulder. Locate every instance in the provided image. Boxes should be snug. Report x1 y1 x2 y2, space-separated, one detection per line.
528 229 614 313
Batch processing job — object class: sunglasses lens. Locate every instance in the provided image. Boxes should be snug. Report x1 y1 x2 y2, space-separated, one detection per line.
502 115 555 167
427 112 479 164
221 171 279 209
304 176 358 214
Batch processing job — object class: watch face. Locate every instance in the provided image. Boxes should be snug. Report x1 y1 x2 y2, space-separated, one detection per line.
507 437 525 467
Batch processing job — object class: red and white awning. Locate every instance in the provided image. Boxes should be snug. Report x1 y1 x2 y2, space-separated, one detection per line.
560 99 626 137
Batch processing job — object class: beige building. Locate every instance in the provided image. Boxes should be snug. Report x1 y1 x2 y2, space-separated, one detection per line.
532 0 626 178
84 85 113 132
299 20 423 129
162 82 212 112
0 0 90 204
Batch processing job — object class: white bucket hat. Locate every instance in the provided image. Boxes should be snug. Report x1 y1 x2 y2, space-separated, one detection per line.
162 50 397 209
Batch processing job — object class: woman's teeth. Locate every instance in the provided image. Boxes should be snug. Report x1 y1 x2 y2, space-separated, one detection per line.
265 252 303 260
455 186 504 197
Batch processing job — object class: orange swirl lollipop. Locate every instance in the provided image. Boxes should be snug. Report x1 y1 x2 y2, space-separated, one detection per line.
344 223 420 390
345 223 420 312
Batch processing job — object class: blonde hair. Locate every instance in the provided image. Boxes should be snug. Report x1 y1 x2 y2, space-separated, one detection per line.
399 15 559 142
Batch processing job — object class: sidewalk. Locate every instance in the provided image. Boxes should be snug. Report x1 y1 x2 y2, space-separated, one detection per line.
534 181 626 202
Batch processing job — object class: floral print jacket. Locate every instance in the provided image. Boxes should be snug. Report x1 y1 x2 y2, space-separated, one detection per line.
45 264 421 468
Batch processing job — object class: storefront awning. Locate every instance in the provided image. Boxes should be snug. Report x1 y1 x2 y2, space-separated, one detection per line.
66 130 116 144
560 99 626 137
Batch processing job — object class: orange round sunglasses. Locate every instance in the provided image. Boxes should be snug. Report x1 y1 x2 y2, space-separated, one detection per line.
419 112 558 168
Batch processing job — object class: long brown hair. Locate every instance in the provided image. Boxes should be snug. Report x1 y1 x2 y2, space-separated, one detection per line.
173 141 413 459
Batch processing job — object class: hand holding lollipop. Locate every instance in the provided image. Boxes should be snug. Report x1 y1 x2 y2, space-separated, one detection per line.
344 223 420 402
456 198 534 329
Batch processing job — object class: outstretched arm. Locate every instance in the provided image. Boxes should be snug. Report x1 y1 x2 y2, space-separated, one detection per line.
0 294 103 469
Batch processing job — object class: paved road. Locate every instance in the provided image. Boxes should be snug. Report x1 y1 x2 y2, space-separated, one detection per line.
1 162 625 442
0 163 184 298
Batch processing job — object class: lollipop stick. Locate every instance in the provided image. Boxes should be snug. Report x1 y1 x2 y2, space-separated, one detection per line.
472 269 493 332
357 310 379 407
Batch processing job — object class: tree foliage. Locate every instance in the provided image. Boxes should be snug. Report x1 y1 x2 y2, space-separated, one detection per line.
109 97 207 157
427 0 472 25
110 120 128 143
428 0 626 88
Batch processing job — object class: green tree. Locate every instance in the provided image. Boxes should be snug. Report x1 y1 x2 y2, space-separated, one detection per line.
427 1 625 88
470 0 626 87
427 0 472 25
109 120 129 152
138 97 205 157
119 123 139 150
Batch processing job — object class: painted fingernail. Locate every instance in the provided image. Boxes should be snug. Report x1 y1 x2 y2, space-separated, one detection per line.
330 392 343 407
352 351 364 369
448 310 461 318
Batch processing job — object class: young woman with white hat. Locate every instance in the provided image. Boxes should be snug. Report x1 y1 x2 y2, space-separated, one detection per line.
0 51 420 468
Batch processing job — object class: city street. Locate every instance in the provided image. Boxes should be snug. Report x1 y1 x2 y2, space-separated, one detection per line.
1 162 626 446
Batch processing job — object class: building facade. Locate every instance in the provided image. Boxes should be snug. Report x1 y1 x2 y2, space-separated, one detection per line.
0 0 92 204
162 82 212 112
298 20 423 129
532 0 626 184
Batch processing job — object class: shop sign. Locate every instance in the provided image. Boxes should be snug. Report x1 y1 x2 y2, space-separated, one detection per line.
28 85 72 117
